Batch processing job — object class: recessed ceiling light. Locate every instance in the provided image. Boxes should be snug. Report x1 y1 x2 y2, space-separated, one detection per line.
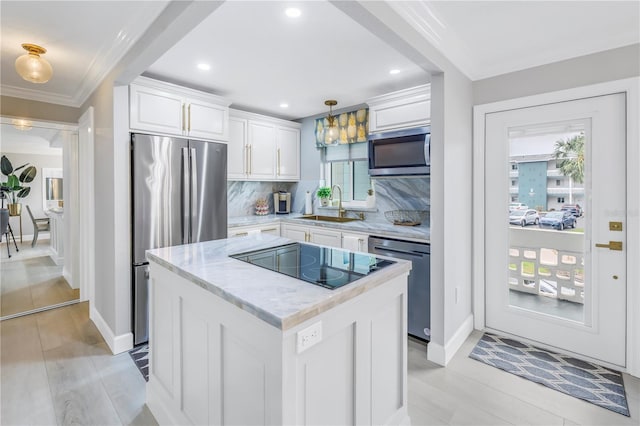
197 63 211 71
280 103 289 108
389 69 401 75
285 8 301 18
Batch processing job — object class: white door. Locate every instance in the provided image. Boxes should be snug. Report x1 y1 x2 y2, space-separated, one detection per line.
485 93 626 367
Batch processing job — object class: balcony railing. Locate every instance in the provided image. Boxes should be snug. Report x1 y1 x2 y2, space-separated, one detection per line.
546 187 585 195
509 228 584 305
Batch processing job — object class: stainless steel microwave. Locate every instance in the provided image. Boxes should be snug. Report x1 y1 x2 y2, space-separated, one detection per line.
368 126 430 176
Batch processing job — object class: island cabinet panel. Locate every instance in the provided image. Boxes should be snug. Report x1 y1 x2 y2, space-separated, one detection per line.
147 252 410 426
221 330 267 425
181 306 209 426
295 325 355 425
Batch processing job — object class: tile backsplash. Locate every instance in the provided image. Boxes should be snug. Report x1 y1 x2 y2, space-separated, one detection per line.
229 177 430 223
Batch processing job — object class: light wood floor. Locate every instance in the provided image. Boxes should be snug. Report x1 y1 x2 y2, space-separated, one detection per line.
0 246 79 318
0 302 156 425
1 303 638 425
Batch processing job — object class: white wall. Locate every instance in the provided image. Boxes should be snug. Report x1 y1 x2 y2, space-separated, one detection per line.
334 0 475 365
474 44 640 105
0 152 62 237
78 1 226 354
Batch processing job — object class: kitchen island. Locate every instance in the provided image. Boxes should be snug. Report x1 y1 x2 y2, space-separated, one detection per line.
145 234 412 426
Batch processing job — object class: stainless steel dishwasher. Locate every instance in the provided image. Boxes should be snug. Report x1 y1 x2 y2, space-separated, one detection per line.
369 236 430 341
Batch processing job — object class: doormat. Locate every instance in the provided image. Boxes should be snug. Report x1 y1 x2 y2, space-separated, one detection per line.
469 333 629 416
128 344 149 382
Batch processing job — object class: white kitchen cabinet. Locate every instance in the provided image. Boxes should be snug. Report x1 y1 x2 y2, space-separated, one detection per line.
367 84 430 133
228 223 281 238
276 127 300 180
341 231 369 252
228 109 300 181
130 76 230 141
281 223 309 243
248 121 277 180
228 117 248 179
281 223 356 249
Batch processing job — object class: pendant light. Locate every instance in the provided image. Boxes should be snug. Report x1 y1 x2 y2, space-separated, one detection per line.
324 100 339 146
15 43 53 84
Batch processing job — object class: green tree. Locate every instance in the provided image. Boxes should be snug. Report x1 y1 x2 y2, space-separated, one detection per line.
553 133 584 184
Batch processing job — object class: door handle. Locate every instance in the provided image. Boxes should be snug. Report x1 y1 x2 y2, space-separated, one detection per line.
187 104 192 132
190 147 198 242
595 241 623 251
182 103 186 132
277 148 281 176
182 147 190 244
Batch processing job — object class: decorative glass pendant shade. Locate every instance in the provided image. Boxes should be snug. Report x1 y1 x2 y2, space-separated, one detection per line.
15 43 53 84
324 100 339 146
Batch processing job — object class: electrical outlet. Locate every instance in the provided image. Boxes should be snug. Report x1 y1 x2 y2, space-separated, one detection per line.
297 321 322 353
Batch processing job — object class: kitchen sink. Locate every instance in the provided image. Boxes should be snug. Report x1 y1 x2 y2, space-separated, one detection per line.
299 215 360 223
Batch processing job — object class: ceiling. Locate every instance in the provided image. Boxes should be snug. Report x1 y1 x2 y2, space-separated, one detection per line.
391 1 639 80
0 121 72 156
1 1 638 119
0 1 167 106
144 1 430 119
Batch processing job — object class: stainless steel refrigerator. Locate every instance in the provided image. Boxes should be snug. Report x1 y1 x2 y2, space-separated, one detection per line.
131 133 227 345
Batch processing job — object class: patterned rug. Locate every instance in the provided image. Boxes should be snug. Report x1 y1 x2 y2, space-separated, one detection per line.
469 333 629 416
128 344 149 382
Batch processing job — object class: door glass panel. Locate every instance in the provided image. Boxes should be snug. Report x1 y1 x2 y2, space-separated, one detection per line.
507 121 586 324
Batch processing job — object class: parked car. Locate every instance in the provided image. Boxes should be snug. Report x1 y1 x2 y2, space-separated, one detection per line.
509 209 540 226
509 202 528 212
539 210 576 230
561 204 582 217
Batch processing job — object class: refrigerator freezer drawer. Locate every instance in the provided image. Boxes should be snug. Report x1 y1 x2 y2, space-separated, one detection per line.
133 264 149 346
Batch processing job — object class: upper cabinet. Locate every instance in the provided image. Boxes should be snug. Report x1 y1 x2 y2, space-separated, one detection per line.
366 84 430 133
228 109 300 181
129 77 231 141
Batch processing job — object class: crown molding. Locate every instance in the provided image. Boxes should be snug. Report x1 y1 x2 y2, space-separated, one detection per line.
0 84 79 107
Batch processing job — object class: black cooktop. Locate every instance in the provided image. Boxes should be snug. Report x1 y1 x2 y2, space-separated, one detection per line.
230 242 394 290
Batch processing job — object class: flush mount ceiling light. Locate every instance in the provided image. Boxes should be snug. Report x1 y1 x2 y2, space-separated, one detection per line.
324 100 339 146
389 69 401 75
197 63 211 71
280 103 289 108
15 43 53 84
12 119 33 131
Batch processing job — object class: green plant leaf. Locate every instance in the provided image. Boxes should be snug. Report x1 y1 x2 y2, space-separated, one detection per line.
17 187 31 198
7 174 19 189
19 166 37 183
0 156 13 176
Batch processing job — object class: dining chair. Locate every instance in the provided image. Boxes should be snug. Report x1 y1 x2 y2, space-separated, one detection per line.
25 205 50 248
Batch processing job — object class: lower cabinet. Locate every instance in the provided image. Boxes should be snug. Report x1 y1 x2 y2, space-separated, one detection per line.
228 223 281 238
281 223 368 250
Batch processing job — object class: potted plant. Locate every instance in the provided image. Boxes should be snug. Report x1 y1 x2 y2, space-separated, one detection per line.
316 186 332 207
0 155 37 216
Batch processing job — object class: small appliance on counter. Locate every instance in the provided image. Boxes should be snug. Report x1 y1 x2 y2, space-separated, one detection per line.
274 191 291 214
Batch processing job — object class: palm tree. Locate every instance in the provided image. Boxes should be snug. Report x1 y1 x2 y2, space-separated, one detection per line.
553 133 584 183
553 133 584 204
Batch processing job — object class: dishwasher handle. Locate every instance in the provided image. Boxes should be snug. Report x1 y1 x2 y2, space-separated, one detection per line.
371 246 428 258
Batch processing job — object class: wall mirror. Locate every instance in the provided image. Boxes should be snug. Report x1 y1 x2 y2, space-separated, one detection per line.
0 116 79 319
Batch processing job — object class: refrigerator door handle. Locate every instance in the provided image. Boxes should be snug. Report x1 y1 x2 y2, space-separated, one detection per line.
190 147 198 242
182 147 190 244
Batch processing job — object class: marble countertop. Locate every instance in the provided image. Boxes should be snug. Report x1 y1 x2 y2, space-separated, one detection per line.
146 234 411 331
228 213 430 243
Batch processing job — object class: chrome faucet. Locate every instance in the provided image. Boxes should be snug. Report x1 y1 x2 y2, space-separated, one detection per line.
331 184 346 218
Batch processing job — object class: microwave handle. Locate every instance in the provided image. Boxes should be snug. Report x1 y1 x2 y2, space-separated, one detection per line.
424 133 431 166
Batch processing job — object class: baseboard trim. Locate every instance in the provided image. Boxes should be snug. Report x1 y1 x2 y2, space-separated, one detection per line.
90 305 133 355
427 314 474 366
